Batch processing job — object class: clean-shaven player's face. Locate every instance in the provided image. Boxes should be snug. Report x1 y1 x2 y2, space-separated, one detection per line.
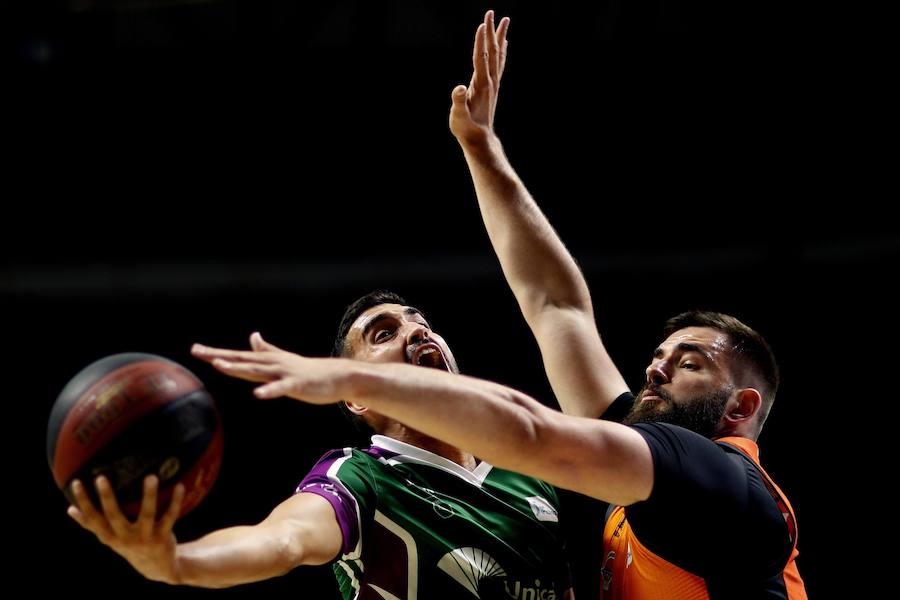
625 326 737 439
345 303 459 374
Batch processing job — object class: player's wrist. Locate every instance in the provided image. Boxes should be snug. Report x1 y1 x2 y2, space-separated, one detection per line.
457 127 499 155
164 546 186 585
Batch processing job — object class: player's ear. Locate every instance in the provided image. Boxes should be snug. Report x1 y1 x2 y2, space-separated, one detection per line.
723 388 761 425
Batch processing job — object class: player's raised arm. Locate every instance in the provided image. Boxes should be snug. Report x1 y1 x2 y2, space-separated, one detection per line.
450 10 629 418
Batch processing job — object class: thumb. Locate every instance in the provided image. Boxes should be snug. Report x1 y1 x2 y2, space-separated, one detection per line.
254 380 290 399
250 331 284 353
451 85 469 111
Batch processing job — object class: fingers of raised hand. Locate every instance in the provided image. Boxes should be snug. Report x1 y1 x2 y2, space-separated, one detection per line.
472 23 489 88
254 378 296 399
250 332 285 353
138 475 160 540
486 11 500 80
497 17 510 78
158 483 184 534
70 478 100 519
69 479 113 533
211 358 279 382
68 479 112 537
96 475 131 537
191 344 262 363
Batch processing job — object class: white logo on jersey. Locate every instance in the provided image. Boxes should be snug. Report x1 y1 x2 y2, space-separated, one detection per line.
438 547 507 598
409 481 456 518
504 579 557 599
526 496 559 522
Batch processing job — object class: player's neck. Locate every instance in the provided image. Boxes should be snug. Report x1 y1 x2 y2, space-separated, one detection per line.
381 423 478 471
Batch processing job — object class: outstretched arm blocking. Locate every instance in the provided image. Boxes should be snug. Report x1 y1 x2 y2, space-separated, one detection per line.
193 336 653 506
451 11 628 418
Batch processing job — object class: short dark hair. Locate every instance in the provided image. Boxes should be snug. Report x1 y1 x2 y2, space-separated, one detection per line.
663 311 779 429
332 290 409 358
332 290 409 438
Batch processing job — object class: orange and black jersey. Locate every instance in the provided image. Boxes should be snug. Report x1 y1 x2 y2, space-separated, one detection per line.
600 393 807 599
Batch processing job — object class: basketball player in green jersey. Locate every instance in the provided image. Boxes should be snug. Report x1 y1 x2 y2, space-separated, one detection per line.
68 290 574 600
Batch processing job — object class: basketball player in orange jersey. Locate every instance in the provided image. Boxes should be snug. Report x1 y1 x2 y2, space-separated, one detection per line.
192 10 808 599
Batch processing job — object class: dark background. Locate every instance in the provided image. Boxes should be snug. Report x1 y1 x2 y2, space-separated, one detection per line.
4 1 894 598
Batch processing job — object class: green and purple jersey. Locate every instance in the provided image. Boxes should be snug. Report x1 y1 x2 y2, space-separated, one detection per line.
298 435 571 600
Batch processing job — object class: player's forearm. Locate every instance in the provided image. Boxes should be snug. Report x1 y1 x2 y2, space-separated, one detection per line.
344 362 650 504
459 135 629 419
459 134 593 322
174 525 300 588
347 361 548 471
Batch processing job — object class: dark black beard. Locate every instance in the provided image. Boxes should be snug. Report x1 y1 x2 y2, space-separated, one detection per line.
623 386 731 439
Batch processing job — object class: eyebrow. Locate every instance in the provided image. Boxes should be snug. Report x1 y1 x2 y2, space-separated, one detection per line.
360 307 427 340
654 342 715 362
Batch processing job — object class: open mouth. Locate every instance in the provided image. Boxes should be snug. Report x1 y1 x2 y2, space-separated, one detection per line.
410 343 448 371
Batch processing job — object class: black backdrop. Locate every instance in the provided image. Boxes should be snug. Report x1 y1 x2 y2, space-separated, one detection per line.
5 2 895 598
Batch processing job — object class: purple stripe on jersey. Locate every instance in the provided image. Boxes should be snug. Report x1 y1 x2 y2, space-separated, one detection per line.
362 445 400 461
295 448 361 556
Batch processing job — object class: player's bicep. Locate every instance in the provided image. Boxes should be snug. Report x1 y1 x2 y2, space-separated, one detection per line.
534 414 653 506
260 492 343 566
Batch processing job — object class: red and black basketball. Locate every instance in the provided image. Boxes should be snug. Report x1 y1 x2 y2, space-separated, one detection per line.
47 353 223 519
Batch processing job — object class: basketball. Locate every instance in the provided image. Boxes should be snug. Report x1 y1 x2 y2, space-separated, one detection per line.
47 353 223 519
